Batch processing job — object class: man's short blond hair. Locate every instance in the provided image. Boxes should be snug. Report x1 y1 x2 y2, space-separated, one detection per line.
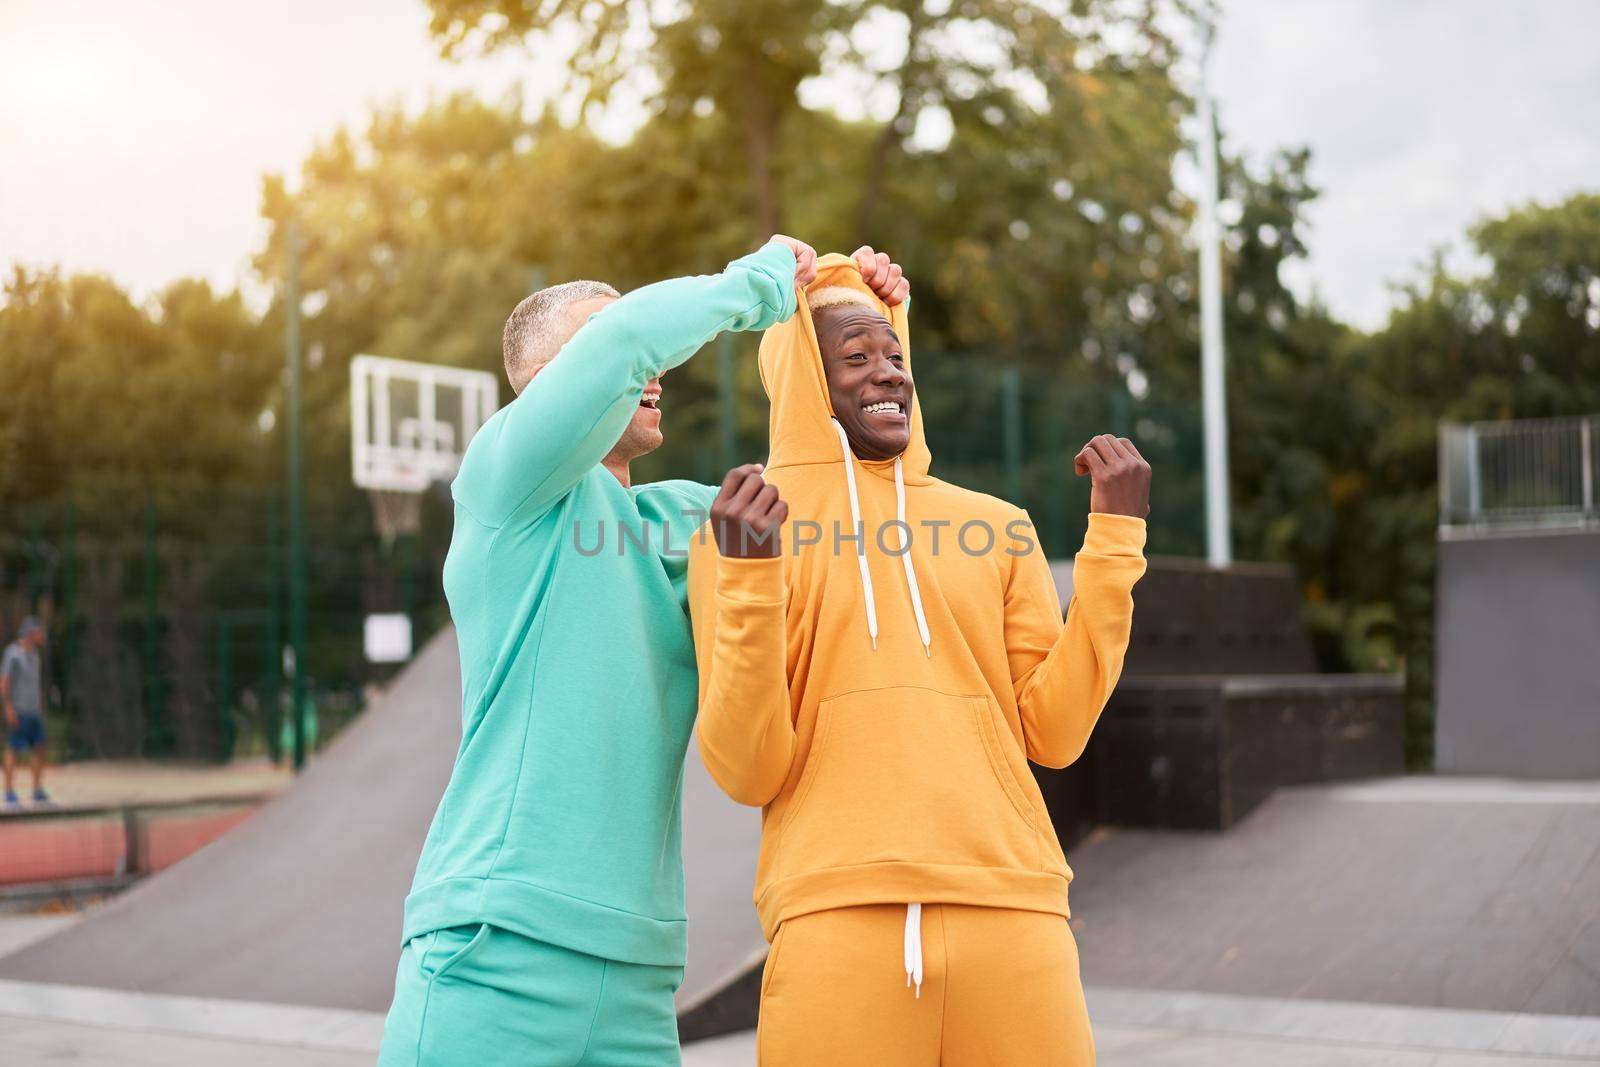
806 286 878 314
503 280 620 392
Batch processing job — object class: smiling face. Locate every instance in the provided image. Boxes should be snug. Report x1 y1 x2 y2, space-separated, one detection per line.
552 297 667 462
525 293 669 463
814 302 913 461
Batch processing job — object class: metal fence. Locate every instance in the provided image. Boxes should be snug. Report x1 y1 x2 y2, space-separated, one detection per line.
0 487 443 765
1439 415 1600 530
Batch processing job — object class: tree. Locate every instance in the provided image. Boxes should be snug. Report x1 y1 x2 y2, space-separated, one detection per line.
1337 191 1600 761
424 0 1192 243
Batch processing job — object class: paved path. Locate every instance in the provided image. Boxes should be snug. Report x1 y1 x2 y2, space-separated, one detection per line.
3 983 1597 1066
0 914 77 956
0 757 290 816
13 1018 1592 1066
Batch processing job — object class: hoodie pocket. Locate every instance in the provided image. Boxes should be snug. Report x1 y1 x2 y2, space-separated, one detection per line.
776 687 1043 876
411 923 491 982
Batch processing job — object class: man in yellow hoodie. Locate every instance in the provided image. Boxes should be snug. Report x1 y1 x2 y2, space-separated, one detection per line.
689 250 1150 1064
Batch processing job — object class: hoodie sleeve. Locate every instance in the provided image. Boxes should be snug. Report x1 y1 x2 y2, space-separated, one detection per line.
453 241 797 527
689 533 796 807
1006 512 1147 768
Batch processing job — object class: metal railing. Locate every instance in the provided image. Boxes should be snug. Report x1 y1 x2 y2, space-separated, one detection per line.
1439 415 1599 530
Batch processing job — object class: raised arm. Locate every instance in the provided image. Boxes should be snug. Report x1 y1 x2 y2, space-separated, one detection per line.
689 465 795 807
1008 435 1151 767
456 239 812 526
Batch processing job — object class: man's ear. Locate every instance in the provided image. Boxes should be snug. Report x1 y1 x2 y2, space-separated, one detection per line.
514 360 547 396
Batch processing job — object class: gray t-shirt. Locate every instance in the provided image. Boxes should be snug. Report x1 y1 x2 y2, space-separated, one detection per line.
2 642 42 717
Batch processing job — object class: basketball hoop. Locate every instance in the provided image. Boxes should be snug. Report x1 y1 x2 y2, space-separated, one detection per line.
369 488 422 550
350 353 498 549
350 353 499 493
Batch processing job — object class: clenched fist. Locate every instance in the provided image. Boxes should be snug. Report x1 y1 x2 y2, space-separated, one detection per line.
711 463 789 559
1074 435 1152 519
768 235 818 290
850 245 911 306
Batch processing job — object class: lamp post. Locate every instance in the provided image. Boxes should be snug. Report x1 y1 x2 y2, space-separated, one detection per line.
1197 15 1233 568
284 215 309 772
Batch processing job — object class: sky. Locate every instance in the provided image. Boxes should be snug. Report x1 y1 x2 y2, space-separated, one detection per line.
1207 0 1600 325
3 0 1598 330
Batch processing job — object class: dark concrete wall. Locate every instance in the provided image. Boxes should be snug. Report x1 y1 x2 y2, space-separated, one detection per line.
1435 528 1600 778
1051 556 1318 676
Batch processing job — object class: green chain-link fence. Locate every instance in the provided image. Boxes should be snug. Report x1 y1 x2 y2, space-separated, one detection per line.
0 485 446 764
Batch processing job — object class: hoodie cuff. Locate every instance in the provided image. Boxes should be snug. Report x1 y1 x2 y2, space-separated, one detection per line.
1081 512 1147 557
716 554 787 606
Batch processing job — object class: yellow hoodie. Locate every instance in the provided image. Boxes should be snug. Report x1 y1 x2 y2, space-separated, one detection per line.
689 254 1147 941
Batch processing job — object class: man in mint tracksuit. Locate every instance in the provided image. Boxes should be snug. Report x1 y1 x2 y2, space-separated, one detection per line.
378 236 819 1066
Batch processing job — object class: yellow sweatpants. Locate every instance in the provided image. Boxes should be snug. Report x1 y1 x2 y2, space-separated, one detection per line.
757 903 1094 1065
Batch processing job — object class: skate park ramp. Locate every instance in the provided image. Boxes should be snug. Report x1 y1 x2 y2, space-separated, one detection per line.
1068 776 1600 1016
0 627 766 1021
7 624 1595 1028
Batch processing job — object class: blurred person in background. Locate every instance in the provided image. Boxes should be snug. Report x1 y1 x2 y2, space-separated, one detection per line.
3 616 51 807
690 252 1149 1064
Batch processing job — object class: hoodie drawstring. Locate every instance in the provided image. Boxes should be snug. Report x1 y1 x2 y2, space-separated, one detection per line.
831 419 932 658
892 457 933 657
904 902 923 998
833 420 879 649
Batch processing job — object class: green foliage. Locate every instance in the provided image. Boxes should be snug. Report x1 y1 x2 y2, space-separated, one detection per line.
1332 192 1600 762
0 269 274 527
1220 189 1600 764
0 269 282 758
405 0 1205 501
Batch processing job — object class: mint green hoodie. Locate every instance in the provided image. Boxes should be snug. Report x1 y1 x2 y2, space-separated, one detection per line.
402 242 797 967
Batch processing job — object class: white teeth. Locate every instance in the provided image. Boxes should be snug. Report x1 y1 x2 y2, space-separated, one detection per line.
863 401 901 415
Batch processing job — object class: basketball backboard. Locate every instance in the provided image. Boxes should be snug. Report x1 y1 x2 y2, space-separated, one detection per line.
350 354 500 492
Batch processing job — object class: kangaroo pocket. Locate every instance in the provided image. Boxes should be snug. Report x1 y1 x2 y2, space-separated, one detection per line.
776 687 1043 876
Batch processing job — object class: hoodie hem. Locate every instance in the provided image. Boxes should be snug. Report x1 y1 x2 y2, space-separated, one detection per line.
402 876 687 967
754 861 1071 941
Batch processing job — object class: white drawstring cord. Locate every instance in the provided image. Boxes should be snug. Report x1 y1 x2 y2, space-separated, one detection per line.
904 903 923 998
833 420 933 657
833 419 879 649
892 458 932 658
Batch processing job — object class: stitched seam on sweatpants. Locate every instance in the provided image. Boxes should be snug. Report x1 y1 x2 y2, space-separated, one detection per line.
412 932 440 1064
577 957 610 1065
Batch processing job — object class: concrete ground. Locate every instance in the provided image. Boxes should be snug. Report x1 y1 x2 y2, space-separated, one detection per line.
1 937 1596 1067
0 757 290 814
0 913 78 955
2 992 1596 1066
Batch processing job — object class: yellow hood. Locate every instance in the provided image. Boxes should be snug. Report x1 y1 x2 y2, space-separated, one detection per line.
759 253 932 484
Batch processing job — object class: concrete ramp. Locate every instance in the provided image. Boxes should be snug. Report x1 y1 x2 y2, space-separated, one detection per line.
0 628 767 1023
1068 777 1600 1017
678 746 764 1036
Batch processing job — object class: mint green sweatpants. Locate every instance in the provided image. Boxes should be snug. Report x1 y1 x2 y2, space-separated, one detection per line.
377 923 685 1066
